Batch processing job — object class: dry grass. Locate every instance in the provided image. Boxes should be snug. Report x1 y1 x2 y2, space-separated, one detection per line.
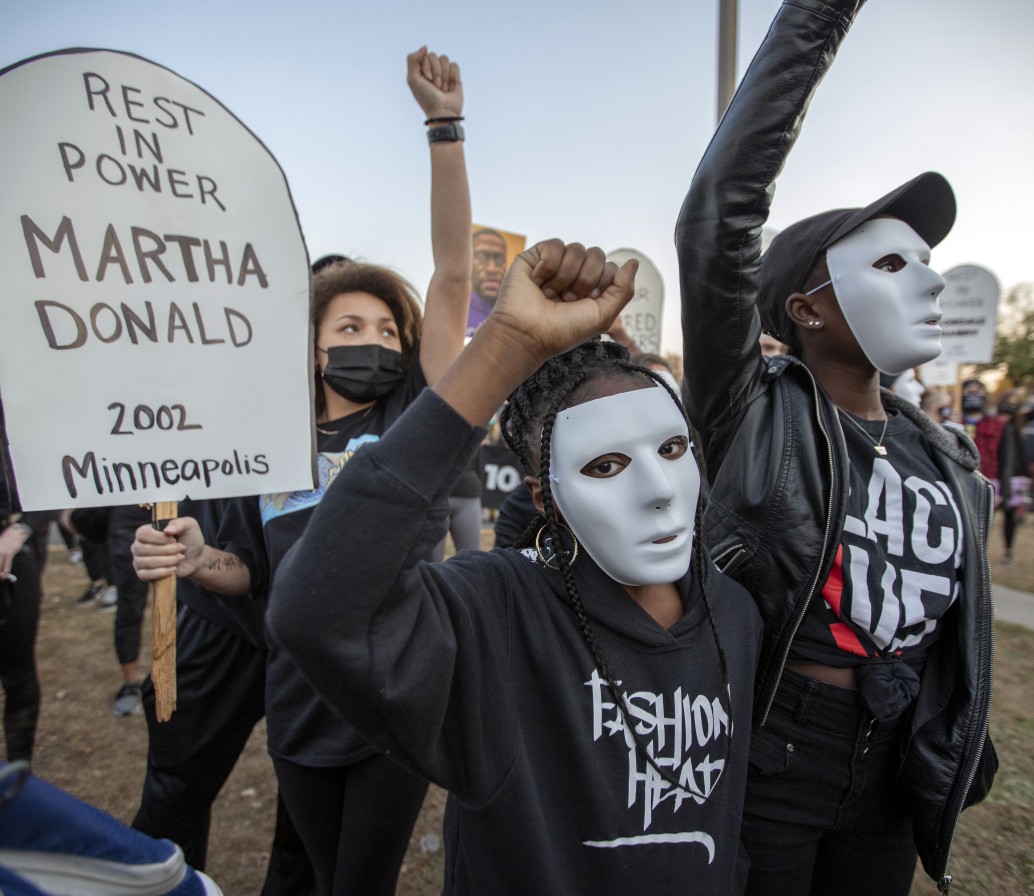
11 546 446 896
6 518 1034 895
907 620 1034 895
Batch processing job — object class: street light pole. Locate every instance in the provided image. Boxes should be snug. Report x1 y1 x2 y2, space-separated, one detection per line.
716 0 737 125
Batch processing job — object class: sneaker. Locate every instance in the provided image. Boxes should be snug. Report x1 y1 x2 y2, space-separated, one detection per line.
75 583 105 606
68 550 83 564
98 586 118 612
113 682 142 717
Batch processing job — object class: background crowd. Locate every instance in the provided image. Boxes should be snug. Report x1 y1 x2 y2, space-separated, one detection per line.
1 3 1031 895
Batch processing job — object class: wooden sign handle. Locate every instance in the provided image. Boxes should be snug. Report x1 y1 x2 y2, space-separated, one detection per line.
151 501 178 721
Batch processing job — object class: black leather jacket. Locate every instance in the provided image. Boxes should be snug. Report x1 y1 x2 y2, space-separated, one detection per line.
675 1 996 890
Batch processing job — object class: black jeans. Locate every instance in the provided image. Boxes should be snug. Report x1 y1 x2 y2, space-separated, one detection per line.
0 548 41 763
274 754 428 896
133 607 267 868
133 606 315 893
741 668 916 896
106 509 150 666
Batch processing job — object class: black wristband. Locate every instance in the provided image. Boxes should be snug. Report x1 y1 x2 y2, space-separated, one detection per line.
424 115 464 126
427 122 465 144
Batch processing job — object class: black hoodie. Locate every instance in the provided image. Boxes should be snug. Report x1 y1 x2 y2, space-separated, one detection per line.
268 389 762 894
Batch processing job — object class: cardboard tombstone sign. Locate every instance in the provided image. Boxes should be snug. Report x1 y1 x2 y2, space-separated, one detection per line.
0 49 315 512
1 48 316 721
934 264 1001 365
606 248 664 355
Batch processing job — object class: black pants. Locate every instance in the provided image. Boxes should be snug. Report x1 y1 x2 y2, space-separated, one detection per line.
80 536 109 584
132 606 314 893
0 548 41 763
133 607 265 865
741 669 916 896
106 509 150 666
1002 506 1019 552
274 753 428 896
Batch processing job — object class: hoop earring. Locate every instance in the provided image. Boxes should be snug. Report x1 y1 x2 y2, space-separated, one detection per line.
535 523 579 571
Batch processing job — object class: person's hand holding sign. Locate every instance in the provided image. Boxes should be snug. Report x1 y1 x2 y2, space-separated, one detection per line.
131 517 251 596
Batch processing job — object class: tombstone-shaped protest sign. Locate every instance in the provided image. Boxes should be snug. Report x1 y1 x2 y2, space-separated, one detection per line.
0 49 314 721
935 264 1001 364
606 248 664 354
0 49 315 513
919 357 959 388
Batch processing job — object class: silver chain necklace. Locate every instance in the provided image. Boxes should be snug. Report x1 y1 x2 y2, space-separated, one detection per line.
838 408 889 457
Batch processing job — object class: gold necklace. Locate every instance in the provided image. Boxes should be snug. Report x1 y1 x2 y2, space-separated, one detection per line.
838 408 889 457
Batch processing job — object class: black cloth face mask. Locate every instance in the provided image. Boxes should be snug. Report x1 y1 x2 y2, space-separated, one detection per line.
962 393 985 413
319 344 405 404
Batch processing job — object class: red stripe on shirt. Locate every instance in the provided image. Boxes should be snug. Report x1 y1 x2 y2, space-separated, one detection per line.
822 544 867 656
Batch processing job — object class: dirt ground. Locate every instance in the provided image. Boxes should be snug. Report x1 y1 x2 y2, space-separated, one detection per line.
10 541 447 896
7 520 1034 895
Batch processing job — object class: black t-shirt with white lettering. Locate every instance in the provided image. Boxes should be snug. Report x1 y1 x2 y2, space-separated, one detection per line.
791 408 963 670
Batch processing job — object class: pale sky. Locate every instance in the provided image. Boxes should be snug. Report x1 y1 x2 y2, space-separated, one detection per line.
5 0 1032 355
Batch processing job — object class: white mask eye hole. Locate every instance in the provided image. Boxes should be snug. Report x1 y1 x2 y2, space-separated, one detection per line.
873 253 906 273
871 252 932 274
578 453 630 479
658 435 689 460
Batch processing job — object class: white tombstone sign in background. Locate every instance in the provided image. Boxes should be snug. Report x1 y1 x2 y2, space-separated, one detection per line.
935 264 1001 365
606 248 664 354
919 357 959 388
0 49 314 510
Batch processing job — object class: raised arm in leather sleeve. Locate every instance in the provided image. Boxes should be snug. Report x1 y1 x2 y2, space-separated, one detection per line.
675 0 865 444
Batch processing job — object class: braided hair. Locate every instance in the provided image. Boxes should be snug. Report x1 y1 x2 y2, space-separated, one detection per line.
500 338 732 799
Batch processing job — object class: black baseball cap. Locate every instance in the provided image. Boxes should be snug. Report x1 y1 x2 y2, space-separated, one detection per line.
757 172 956 343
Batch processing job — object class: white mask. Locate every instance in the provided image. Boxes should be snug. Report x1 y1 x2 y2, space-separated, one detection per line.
825 217 946 376
891 369 924 406
549 386 699 586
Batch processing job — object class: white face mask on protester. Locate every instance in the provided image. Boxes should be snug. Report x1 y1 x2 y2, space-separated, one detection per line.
891 369 925 406
825 217 946 376
549 386 699 587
